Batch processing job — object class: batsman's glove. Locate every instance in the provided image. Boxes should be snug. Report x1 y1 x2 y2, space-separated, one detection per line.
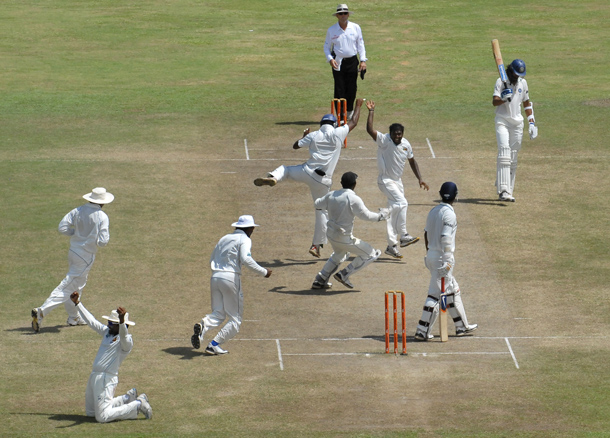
437 262 452 276
378 208 390 221
500 88 513 102
529 123 538 140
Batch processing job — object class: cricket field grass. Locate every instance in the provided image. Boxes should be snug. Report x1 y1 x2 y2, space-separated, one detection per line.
1 0 609 436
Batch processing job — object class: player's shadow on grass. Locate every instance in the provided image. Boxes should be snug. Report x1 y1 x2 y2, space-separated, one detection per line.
268 286 359 296
11 412 96 428
275 121 318 126
7 325 64 334
162 346 210 360
264 259 320 268
457 197 509 206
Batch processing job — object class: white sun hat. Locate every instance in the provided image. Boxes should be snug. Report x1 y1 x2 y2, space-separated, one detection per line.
333 4 352 16
103 309 135 326
83 187 114 204
231 215 259 228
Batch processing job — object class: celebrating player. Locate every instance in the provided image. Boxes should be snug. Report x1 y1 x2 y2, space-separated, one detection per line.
311 171 388 290
69 292 152 422
365 100 429 259
32 188 114 332
414 182 477 341
191 215 272 355
493 59 538 202
253 99 364 259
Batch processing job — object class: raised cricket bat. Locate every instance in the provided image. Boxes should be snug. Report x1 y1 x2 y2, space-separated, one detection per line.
491 38 511 102
439 276 448 342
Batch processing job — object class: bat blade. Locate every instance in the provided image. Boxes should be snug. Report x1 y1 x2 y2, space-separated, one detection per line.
491 39 511 102
439 276 448 342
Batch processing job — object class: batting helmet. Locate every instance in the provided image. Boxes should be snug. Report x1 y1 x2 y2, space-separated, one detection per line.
439 182 458 203
320 113 337 127
509 59 526 77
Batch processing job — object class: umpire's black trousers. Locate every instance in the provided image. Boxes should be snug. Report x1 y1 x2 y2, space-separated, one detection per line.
332 55 359 112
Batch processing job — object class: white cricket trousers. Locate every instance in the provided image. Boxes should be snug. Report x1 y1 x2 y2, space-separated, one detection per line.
319 229 378 281
270 164 332 246
202 272 243 345
378 177 408 246
40 249 95 320
495 116 523 195
86 372 138 423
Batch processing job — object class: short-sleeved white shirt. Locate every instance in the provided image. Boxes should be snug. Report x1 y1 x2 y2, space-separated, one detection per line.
298 124 349 178
425 203 457 253
493 77 530 123
375 132 413 181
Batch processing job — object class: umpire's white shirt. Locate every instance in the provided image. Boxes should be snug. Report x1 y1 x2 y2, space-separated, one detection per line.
324 21 367 68
59 203 110 256
210 230 268 277
298 124 349 178
425 203 457 254
493 77 529 123
76 303 133 376
376 132 413 181
315 188 381 236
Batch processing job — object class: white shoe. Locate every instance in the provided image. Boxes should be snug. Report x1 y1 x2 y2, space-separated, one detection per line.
205 343 228 355
31 308 42 333
137 394 153 419
499 191 512 202
384 245 403 259
311 280 332 290
414 331 434 341
456 324 478 336
125 387 138 403
67 316 86 326
399 235 420 247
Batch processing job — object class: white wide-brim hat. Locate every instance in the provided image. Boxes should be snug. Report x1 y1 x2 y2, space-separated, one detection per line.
231 215 259 228
103 309 135 326
333 4 352 16
83 187 114 204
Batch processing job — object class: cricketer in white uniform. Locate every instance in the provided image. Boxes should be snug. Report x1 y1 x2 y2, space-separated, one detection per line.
191 215 272 355
365 100 429 259
415 182 477 340
70 292 152 422
32 188 114 333
493 59 538 202
253 99 364 259
311 172 388 290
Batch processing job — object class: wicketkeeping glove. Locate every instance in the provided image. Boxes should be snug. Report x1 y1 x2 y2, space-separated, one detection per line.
529 123 538 139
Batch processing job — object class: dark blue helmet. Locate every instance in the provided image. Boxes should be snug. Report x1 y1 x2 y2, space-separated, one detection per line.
509 59 526 77
320 114 337 126
439 182 458 203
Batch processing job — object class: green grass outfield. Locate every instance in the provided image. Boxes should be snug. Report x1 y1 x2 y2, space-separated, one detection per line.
1 0 609 436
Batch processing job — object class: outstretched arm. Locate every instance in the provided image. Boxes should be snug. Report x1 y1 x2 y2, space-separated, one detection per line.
347 99 364 132
408 158 429 190
293 128 310 149
365 100 377 141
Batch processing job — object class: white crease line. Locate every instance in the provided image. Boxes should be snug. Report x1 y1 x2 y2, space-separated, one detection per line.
276 339 284 371
244 139 250 160
426 138 435 158
505 338 520 369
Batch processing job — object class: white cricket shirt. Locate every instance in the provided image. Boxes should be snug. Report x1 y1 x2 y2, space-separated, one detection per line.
323 21 367 69
376 132 413 181
493 77 530 123
58 203 110 255
210 229 268 277
298 124 349 178
425 203 457 253
314 188 381 236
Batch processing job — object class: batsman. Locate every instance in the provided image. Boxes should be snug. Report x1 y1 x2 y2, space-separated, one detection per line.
492 55 538 202
415 182 477 341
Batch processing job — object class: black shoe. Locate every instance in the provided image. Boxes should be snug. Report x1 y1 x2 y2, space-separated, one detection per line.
191 323 202 349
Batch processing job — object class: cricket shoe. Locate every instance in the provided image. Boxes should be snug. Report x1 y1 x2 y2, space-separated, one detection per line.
311 280 332 290
137 394 153 419
414 331 434 341
253 176 277 187
309 244 322 258
125 388 138 403
456 324 478 337
191 323 203 349
67 316 87 326
31 308 42 333
205 343 228 355
498 191 514 202
384 245 403 259
399 235 420 247
333 272 354 289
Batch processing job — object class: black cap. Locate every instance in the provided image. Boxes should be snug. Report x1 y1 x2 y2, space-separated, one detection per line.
340 171 358 188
